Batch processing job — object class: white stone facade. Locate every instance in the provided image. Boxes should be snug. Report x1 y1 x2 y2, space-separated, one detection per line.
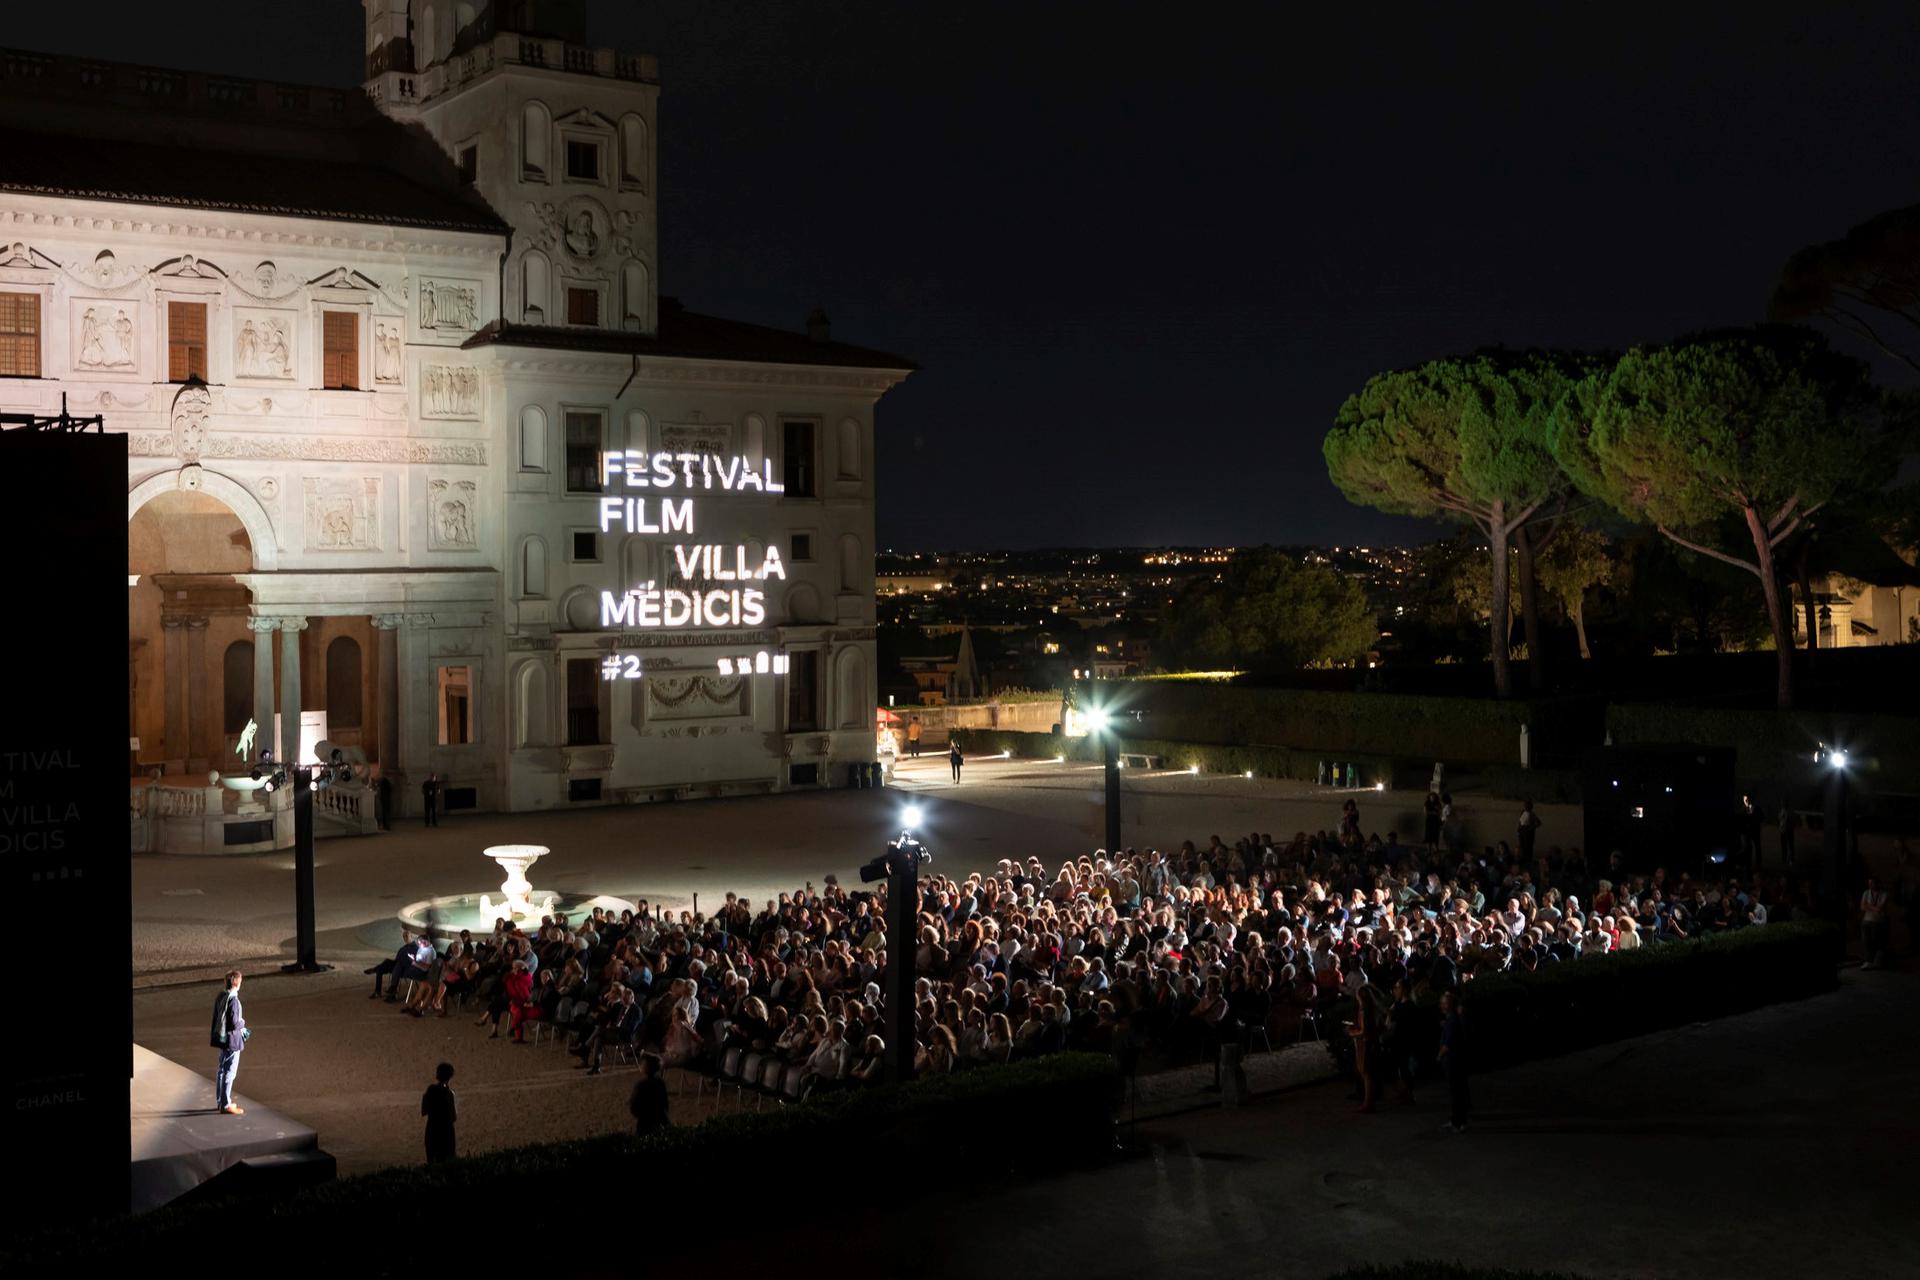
2 6 905 827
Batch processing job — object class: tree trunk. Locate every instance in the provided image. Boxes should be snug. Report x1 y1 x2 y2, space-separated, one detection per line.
1515 524 1547 693
1794 543 1818 661
1571 595 1592 659
1488 502 1513 699
1744 506 1794 710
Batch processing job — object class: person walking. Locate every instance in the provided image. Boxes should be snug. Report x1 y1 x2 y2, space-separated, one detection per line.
422 1062 458 1163
1438 990 1469 1133
629 1052 670 1137
210 970 250 1116
422 771 441 827
906 716 922 759
949 739 964 783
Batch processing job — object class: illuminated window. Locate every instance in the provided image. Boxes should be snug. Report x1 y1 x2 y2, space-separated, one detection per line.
0 292 41 377
437 665 472 745
322 311 359 389
167 301 208 381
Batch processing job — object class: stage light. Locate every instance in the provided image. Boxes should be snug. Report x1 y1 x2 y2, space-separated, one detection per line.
1188 764 1200 775
1085 707 1110 732
902 804 923 830
1244 770 1254 779
1828 749 1849 769
1375 781 1386 792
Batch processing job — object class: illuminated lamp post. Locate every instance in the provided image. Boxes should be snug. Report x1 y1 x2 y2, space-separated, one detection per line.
1817 744 1851 915
1086 706 1122 854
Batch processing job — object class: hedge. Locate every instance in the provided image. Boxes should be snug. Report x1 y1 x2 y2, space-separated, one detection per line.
7 1053 1117 1267
957 728 1579 803
1606 703 1920 792
1461 921 1840 1071
1327 1266 1586 1280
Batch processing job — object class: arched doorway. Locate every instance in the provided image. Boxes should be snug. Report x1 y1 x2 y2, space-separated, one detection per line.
128 487 253 774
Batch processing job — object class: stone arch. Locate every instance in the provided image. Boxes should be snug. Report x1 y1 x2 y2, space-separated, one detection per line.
519 404 548 470
128 468 278 571
785 582 822 625
621 259 649 331
519 533 547 598
514 658 551 748
520 249 550 323
834 646 868 730
521 100 551 181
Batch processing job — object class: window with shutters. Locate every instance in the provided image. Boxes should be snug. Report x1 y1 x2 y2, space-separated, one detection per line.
566 287 599 326
782 420 817 497
566 657 601 745
322 311 359 389
564 410 603 494
168 301 208 382
0 292 41 378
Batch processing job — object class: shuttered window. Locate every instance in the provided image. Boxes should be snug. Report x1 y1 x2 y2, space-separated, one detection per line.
168 301 208 381
322 311 359 389
0 292 41 377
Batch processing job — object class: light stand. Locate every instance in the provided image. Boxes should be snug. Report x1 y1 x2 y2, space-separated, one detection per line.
1818 746 1851 919
1087 705 1122 854
255 751 337 975
864 827 929 1082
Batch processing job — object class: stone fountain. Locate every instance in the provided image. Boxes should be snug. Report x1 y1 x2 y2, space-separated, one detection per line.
396 842 634 939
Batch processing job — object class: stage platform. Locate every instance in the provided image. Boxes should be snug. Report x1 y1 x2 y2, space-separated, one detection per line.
130 1044 333 1214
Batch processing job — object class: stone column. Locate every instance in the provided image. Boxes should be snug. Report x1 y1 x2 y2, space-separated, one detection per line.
374 614 403 778
249 616 278 763
185 616 211 766
162 616 187 763
278 616 308 767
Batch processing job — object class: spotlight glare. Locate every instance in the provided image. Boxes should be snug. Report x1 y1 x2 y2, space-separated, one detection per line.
1830 749 1849 769
1244 770 1254 779
1188 764 1200 775
902 804 923 829
1375 781 1386 792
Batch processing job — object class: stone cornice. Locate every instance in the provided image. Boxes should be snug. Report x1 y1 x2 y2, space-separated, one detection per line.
481 353 904 395
124 430 487 466
0 204 499 260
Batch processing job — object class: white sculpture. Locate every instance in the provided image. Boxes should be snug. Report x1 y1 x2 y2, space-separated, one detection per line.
235 718 258 760
485 844 549 922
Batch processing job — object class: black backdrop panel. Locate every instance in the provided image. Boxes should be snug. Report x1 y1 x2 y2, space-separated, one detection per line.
0 430 130 1220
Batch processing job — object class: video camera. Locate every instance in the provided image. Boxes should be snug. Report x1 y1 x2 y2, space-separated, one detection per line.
860 834 931 884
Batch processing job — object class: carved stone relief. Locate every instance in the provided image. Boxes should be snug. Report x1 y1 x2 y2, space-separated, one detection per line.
373 320 404 383
428 478 478 550
233 309 296 379
419 278 480 332
169 382 212 464
303 476 382 552
421 365 480 418
126 433 487 466
72 301 136 369
645 674 746 722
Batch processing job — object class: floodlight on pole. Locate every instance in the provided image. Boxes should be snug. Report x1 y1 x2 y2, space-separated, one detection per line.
902 804 923 831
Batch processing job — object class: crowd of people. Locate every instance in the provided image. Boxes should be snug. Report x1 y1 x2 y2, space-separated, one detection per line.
369 794 1860 1112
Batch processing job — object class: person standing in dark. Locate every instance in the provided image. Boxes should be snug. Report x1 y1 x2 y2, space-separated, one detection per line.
629 1052 669 1137
377 773 393 831
1516 798 1540 863
949 740 964 783
1423 790 1442 852
1778 805 1799 869
210 970 249 1116
1438 990 1469 1133
422 1062 457 1163
422 771 441 827
907 716 922 759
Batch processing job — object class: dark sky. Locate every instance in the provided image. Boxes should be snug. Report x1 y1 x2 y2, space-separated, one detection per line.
15 3 1920 550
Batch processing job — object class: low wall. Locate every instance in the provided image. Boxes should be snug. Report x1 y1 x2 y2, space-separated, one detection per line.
1607 704 1920 795
890 698 1066 746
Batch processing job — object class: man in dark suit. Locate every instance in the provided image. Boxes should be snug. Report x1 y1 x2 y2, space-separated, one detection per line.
422 772 441 827
210 970 250 1115
629 1053 669 1136
582 987 643 1076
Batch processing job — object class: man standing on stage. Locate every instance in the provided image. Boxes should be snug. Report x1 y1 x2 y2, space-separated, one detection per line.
210 970 250 1116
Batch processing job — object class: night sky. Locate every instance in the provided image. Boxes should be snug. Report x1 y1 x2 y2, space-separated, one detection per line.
14 2 1920 550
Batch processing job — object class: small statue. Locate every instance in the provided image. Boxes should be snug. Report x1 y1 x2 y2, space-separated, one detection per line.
235 718 258 760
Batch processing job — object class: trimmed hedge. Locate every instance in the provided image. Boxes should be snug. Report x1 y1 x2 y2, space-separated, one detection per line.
1462 921 1840 1071
1327 1266 1586 1280
7 1053 1117 1267
1606 703 1920 791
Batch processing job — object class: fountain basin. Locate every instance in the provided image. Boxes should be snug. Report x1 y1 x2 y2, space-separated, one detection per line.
398 892 637 940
